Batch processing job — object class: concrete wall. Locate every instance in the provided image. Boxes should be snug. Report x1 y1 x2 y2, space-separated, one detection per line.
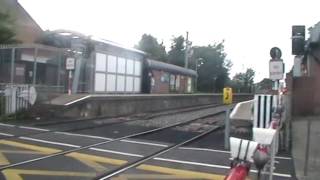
59 94 253 119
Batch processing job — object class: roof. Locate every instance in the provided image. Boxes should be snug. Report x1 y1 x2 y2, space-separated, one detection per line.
146 59 197 77
91 37 146 55
48 30 146 55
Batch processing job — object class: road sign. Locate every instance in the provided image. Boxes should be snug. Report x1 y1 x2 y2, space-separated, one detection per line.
223 87 233 105
270 47 282 59
269 60 284 80
66 58 75 70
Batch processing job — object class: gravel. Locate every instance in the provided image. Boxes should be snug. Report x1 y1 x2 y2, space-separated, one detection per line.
127 105 231 130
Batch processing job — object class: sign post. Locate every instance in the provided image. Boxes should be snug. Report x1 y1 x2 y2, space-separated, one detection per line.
268 47 285 180
223 87 233 149
66 58 75 95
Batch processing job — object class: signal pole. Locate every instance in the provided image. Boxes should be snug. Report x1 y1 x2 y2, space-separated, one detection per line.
184 31 189 68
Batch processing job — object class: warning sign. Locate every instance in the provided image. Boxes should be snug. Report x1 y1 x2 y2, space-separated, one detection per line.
223 87 233 105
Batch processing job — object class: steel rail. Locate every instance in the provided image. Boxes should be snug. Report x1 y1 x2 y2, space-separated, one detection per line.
0 110 225 170
0 104 224 142
95 123 223 179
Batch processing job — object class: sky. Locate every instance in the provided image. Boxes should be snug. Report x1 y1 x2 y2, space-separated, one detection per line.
19 0 320 82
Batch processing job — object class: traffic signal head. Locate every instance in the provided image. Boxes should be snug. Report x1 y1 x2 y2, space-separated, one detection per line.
292 25 305 55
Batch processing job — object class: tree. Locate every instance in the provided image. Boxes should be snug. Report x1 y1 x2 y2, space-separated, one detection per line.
230 68 255 93
0 12 18 44
136 34 167 62
168 36 185 67
255 78 273 93
191 42 231 92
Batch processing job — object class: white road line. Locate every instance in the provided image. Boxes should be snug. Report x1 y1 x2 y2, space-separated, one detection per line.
90 148 144 157
179 147 229 154
19 126 49 132
0 123 15 127
12 136 290 179
64 95 91 106
154 157 291 178
179 147 291 160
276 156 292 160
19 137 81 148
120 139 168 147
272 172 292 178
54 132 113 140
0 132 14 137
154 157 230 169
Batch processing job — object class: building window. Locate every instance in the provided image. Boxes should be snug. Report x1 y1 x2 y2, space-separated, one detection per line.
95 53 107 71
134 61 141 76
106 74 116 92
126 76 133 92
134 77 140 92
126 59 134 75
95 53 142 93
175 75 180 90
107 55 117 73
117 57 126 74
187 77 192 93
161 72 169 83
94 73 106 92
116 75 125 92
170 74 175 91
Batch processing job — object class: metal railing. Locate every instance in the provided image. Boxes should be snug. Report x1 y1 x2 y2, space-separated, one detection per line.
0 83 65 118
0 84 31 117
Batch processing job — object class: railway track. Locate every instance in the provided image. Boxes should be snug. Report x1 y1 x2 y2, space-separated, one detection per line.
0 108 226 172
96 122 222 179
0 103 226 142
31 103 221 127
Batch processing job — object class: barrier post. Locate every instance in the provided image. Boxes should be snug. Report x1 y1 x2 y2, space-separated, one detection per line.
225 107 230 150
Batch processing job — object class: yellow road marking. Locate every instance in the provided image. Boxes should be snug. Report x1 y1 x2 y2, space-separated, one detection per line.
0 150 48 155
0 140 227 179
111 174 203 179
0 152 10 166
0 140 61 154
67 152 127 165
66 152 225 179
0 140 61 166
2 169 96 180
73 156 107 172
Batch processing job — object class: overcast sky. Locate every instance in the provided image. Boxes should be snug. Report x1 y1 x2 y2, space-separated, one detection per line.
19 0 320 82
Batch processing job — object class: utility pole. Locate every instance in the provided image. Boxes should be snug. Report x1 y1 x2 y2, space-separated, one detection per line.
184 31 189 68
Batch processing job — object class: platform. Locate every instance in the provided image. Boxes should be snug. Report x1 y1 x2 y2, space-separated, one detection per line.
39 93 253 119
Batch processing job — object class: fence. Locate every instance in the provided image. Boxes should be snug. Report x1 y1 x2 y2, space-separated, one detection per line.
0 84 33 117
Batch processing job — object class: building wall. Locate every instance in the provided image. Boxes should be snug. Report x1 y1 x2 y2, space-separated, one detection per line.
291 49 320 115
150 69 193 94
0 0 43 43
308 53 320 114
150 70 169 93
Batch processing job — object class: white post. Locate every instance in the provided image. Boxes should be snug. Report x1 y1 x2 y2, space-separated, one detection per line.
68 71 72 95
269 137 276 180
225 106 230 150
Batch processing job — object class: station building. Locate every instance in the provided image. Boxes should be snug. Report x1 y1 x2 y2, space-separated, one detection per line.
0 0 196 96
143 59 196 93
